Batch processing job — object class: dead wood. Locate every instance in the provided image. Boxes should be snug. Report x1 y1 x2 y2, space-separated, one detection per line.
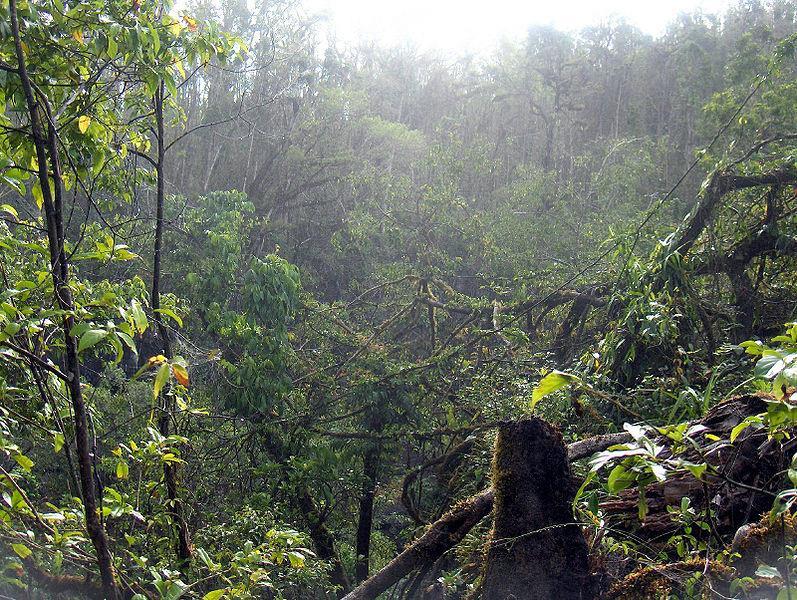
479 418 596 600
601 393 792 541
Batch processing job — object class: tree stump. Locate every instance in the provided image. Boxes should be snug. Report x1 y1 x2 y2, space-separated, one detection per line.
480 418 595 600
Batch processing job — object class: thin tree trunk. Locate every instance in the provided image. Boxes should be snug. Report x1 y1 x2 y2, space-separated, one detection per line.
343 489 494 600
256 429 351 594
355 447 379 583
152 82 192 565
729 269 756 342
9 2 118 595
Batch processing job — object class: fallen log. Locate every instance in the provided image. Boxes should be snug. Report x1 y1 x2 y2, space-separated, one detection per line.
21 560 147 599
342 488 494 600
601 393 792 540
342 431 630 600
606 512 797 599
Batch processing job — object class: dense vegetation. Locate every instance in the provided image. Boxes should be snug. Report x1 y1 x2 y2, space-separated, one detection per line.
2 0 797 597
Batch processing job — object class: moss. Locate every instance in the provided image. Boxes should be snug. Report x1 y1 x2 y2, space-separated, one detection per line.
607 558 735 599
733 512 797 579
479 418 595 599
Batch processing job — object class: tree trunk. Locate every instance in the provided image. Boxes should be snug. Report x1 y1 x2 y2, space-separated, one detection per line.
256 429 351 595
152 82 193 566
554 296 590 363
480 418 595 600
344 433 628 600
297 488 351 596
729 269 756 342
355 446 379 583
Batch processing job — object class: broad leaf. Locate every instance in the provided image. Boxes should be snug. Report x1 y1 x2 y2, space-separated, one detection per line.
171 363 189 387
14 453 33 471
607 464 636 494
531 370 580 411
153 362 171 399
78 329 107 353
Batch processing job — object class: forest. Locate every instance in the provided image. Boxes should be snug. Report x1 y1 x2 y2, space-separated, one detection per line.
2 0 797 597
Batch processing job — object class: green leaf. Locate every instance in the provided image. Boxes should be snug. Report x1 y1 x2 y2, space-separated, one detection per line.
287 551 305 568
739 340 764 355
637 488 648 520
195 547 219 571
0 174 26 196
531 371 580 411
155 308 183 327
778 587 797 600
78 329 107 353
108 334 123 364
116 460 129 480
31 180 43 210
607 464 636 494
202 591 226 600
0 204 18 219
756 352 784 379
113 247 137 261
573 470 597 506
12 543 31 559
164 579 188 600
130 299 148 334
14 453 33 471
683 462 707 480
153 362 171 399
107 35 118 58
730 415 762 442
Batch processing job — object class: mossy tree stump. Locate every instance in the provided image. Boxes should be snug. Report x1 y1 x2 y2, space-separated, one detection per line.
480 418 595 600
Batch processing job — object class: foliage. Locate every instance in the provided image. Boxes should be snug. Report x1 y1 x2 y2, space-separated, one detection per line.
1 0 797 598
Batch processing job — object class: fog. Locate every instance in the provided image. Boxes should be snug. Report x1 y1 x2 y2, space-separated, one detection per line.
305 0 737 53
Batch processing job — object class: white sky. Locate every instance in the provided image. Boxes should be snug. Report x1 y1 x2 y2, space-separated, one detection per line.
302 0 736 54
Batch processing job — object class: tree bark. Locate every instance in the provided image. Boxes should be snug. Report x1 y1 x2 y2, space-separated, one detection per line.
297 487 351 596
729 269 756 342
479 418 595 600
343 488 495 600
256 429 351 594
349 392 781 600
671 168 797 257
355 446 380 583
554 295 590 363
601 393 788 541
